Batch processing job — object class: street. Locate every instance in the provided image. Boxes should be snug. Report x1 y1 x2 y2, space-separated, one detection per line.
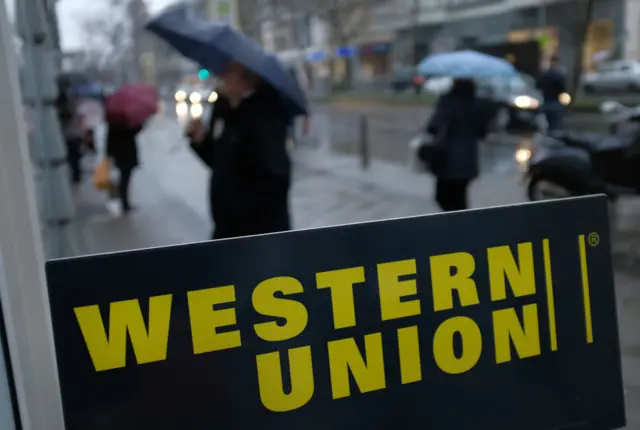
307 103 610 173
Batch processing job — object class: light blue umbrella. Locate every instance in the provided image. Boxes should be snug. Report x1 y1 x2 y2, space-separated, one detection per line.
417 50 517 78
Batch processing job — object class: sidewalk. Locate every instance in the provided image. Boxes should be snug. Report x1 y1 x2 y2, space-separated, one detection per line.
70 116 639 428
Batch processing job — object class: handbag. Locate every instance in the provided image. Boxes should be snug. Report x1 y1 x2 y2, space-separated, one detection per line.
417 120 449 174
92 158 112 191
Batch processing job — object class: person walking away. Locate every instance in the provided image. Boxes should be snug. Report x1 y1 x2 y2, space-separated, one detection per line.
186 61 292 240
426 78 490 212
106 120 143 214
56 90 85 184
536 56 567 133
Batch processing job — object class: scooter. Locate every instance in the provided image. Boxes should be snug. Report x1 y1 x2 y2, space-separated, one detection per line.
518 101 640 201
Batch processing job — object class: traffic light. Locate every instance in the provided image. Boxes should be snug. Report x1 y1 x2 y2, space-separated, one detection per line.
198 69 210 80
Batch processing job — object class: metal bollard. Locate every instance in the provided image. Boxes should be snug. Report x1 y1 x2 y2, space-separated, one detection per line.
359 114 369 170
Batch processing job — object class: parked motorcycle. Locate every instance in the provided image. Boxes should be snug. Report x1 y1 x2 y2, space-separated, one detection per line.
517 100 640 201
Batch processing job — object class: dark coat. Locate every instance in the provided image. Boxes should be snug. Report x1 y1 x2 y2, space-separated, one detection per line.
190 86 292 239
536 67 567 104
427 94 490 181
107 124 142 170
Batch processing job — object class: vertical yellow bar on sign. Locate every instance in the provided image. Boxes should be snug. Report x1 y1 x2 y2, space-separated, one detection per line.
578 235 594 344
542 239 558 351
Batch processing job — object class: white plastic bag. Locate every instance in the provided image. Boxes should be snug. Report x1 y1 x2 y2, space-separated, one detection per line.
408 133 430 173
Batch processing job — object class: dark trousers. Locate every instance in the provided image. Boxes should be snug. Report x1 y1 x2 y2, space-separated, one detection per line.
66 139 82 184
544 102 564 133
118 167 134 211
436 179 470 212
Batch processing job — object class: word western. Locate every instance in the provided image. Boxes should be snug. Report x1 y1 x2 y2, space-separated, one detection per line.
74 240 584 412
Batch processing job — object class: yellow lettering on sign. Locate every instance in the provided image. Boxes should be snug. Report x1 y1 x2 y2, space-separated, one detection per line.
397 326 422 384
378 259 421 321
493 304 541 364
74 294 172 372
316 267 365 329
433 316 482 374
188 286 241 354
253 276 308 342
256 346 314 412
430 252 479 311
578 235 594 344
328 334 386 399
542 239 558 351
487 242 536 301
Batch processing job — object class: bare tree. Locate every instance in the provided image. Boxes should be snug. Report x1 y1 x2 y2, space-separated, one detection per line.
237 0 272 42
74 0 132 82
569 0 596 98
274 0 386 87
540 0 596 98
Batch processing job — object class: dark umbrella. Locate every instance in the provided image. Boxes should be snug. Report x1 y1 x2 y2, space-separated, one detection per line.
71 82 104 99
145 4 308 116
57 72 92 94
105 84 158 128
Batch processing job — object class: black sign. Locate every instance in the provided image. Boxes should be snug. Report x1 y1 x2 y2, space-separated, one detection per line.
46 196 626 430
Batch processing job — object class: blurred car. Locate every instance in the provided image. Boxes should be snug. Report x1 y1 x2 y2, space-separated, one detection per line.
391 66 424 93
476 74 545 134
422 73 545 133
174 84 218 105
174 83 218 123
582 60 640 93
423 77 452 94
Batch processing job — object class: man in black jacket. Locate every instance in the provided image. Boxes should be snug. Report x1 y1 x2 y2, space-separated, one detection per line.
187 62 292 240
536 56 567 132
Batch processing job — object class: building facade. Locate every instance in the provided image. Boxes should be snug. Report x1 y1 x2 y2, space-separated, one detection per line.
351 3 402 85
392 0 627 77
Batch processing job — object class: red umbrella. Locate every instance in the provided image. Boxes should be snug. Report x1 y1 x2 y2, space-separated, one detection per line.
105 84 159 127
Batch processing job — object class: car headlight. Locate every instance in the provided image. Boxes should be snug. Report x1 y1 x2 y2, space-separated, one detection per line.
513 95 540 109
515 148 532 165
208 91 218 103
559 92 571 106
190 103 203 119
176 102 188 116
189 92 202 104
175 90 187 102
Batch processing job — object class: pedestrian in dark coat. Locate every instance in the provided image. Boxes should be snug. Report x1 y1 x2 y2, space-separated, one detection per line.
106 122 142 213
57 90 84 184
426 78 490 212
187 62 292 240
536 56 567 132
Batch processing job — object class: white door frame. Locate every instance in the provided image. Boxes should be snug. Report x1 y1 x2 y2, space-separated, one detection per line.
0 1 65 429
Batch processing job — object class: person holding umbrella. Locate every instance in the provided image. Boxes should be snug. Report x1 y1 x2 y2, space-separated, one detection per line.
105 121 143 214
186 62 293 239
103 85 158 214
416 51 512 211
147 4 309 239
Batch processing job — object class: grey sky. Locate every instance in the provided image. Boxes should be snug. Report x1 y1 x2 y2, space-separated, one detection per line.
57 0 178 50
3 0 177 50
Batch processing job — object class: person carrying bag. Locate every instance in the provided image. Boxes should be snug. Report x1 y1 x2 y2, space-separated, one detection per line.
417 78 490 212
